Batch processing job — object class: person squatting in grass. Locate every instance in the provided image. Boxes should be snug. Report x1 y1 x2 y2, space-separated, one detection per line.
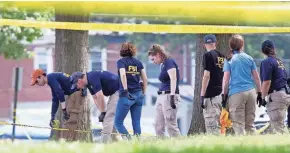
30 69 87 127
222 34 263 135
148 44 181 138
70 70 120 143
114 42 148 139
260 40 290 134
200 34 225 135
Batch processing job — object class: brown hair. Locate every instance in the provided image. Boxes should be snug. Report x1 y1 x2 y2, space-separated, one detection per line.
120 42 137 57
148 44 170 61
227 34 244 60
262 46 276 57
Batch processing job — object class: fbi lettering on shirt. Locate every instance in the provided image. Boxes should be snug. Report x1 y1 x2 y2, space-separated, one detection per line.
127 66 140 76
216 57 225 69
277 60 286 70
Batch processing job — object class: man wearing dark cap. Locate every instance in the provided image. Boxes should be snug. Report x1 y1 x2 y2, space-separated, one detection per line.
30 69 86 127
260 40 290 134
200 34 225 134
70 70 119 143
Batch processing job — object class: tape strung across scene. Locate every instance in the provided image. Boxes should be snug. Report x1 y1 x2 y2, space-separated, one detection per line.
1 19 290 34
0 121 154 137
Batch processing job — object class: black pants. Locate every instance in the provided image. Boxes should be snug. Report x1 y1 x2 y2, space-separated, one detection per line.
288 106 290 128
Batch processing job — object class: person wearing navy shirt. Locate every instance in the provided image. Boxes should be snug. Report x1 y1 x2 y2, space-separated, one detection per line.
148 44 181 138
200 34 225 135
114 42 148 139
260 40 290 134
70 70 120 143
30 69 82 127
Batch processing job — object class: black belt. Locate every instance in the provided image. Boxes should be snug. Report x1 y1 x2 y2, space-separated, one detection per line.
269 86 287 94
157 90 179 95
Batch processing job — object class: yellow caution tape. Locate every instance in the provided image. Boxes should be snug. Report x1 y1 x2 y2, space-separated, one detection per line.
0 121 154 137
2 1 290 26
1 19 290 34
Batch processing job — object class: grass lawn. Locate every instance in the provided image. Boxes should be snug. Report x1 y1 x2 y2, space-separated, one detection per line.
1 135 290 153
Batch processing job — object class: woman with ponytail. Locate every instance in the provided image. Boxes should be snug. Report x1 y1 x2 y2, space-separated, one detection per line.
221 34 262 135
260 40 290 134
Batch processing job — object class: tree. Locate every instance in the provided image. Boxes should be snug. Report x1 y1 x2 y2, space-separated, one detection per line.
0 5 52 59
187 34 232 135
54 10 92 142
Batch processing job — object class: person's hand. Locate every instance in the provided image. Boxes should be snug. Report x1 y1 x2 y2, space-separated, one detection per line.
98 112 106 122
261 98 267 107
49 118 55 128
62 109 70 121
222 94 228 108
170 95 176 109
81 87 87 97
123 89 135 101
257 92 263 107
200 96 205 109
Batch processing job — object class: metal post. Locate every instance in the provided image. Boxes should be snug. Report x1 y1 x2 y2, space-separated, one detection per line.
12 67 20 142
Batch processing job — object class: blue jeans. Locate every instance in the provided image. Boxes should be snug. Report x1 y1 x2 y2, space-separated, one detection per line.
114 90 144 136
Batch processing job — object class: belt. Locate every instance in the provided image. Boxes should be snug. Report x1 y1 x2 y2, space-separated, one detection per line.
157 90 179 95
270 86 287 94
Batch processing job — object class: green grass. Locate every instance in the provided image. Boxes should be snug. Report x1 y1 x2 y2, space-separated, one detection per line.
1 135 290 153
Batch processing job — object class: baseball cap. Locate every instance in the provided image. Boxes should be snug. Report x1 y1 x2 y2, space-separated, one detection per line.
203 34 217 44
31 69 45 86
262 40 275 51
70 72 84 90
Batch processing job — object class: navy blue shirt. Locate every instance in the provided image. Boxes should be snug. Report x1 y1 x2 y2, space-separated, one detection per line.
260 56 287 93
47 72 76 119
117 57 144 92
158 58 180 92
86 71 119 96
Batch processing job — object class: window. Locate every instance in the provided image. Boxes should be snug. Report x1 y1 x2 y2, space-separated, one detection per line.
33 48 53 74
90 51 102 71
151 96 157 105
39 64 47 73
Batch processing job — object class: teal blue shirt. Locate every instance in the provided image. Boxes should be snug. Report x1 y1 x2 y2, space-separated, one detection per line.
223 51 257 96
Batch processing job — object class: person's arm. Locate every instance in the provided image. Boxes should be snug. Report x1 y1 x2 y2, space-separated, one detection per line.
49 78 66 109
262 81 271 98
51 91 59 120
252 70 262 93
222 59 231 95
251 58 262 93
140 69 148 94
260 61 273 98
222 72 230 95
119 68 128 90
201 70 210 96
201 53 211 96
167 68 177 95
93 90 105 112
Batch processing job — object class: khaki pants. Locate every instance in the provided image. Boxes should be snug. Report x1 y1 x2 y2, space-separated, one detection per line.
203 95 222 135
229 89 256 135
154 94 181 137
267 90 290 134
101 91 119 143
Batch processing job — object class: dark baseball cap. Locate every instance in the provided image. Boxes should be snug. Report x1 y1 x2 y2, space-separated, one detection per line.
70 71 84 90
203 34 217 44
262 40 275 51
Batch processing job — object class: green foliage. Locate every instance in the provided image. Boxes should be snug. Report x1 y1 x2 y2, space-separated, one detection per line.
0 5 53 59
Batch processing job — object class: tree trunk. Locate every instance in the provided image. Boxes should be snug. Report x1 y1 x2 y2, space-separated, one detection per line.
54 10 92 142
187 34 232 135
